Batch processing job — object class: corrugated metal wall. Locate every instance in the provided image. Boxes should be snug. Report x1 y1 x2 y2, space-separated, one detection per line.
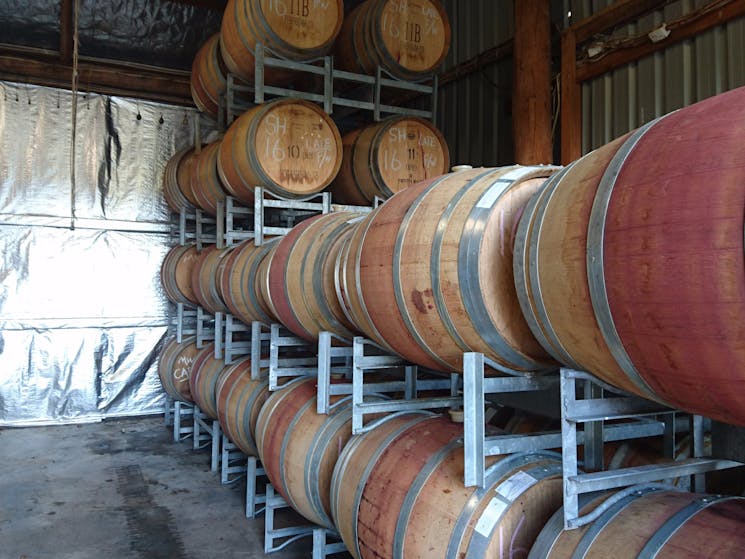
437 0 516 167
567 0 745 153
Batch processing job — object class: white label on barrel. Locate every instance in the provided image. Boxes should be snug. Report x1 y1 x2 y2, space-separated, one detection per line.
474 496 509 537
496 470 538 502
476 179 511 209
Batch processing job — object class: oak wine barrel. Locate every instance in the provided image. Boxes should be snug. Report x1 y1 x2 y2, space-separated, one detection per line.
265 212 364 342
190 244 230 315
340 165 559 373
331 116 450 205
191 139 228 217
158 336 199 402
331 413 564 559
190 33 227 119
514 86 745 425
215 357 270 456
255 377 373 529
217 98 343 203
163 147 198 213
161 244 200 307
220 0 343 81
530 486 745 558
334 0 451 81
219 238 279 325
189 342 224 419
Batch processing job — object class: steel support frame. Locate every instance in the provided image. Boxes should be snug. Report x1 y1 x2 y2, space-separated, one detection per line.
239 43 437 123
172 400 195 443
560 367 742 529
462 352 560 487
192 407 221 472
264 485 348 558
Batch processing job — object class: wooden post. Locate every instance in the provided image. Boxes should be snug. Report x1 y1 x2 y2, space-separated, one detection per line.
560 28 582 164
513 0 553 165
59 0 73 64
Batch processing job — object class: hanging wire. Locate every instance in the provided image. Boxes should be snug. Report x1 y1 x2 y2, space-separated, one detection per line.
70 0 80 230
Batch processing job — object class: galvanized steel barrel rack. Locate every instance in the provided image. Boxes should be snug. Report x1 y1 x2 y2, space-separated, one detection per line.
222 42 437 126
315 333 461 435
263 485 347 559
166 200 225 457
558 368 743 530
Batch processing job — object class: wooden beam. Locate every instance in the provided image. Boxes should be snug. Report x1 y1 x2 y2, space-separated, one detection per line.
164 0 228 11
513 0 553 164
0 49 193 106
572 0 671 44
576 0 745 82
59 0 73 64
438 39 514 88
560 28 582 164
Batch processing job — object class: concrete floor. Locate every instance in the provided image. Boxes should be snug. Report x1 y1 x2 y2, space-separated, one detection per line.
0 416 322 559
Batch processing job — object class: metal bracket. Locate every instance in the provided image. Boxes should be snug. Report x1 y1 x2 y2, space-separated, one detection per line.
264 485 348 558
560 367 743 529
192 408 221 472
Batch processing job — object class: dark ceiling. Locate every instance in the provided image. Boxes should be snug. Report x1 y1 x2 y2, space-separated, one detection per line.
0 0 370 105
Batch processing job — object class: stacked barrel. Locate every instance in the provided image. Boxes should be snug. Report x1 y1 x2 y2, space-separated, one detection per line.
184 0 452 209
160 4 745 556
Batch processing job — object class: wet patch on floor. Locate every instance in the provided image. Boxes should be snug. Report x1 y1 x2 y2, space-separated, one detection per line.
115 464 188 559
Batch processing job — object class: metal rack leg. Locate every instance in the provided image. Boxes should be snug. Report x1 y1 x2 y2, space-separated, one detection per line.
560 371 580 529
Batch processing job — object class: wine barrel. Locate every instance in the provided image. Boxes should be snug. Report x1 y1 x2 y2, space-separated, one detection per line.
215 357 270 456
331 116 450 205
219 238 278 325
191 245 230 315
257 239 279 319
220 0 343 82
161 244 200 307
190 33 226 119
255 377 371 529
189 342 224 419
514 86 745 425
190 140 228 217
334 0 451 81
530 486 745 558
163 148 198 213
265 212 364 342
218 98 343 203
158 336 199 402
331 413 563 559
341 165 559 373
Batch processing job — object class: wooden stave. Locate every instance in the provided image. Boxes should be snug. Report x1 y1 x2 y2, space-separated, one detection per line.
188 342 224 419
161 244 201 307
331 117 450 205
268 212 362 342
190 140 228 217
594 88 745 423
157 336 198 402
219 238 278 325
355 166 558 373
190 33 226 119
220 0 343 81
334 0 451 82
331 414 563 559
530 488 745 559
177 148 201 208
163 148 197 214
255 377 366 529
517 87 745 424
215 357 270 456
190 244 229 315
217 99 343 203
